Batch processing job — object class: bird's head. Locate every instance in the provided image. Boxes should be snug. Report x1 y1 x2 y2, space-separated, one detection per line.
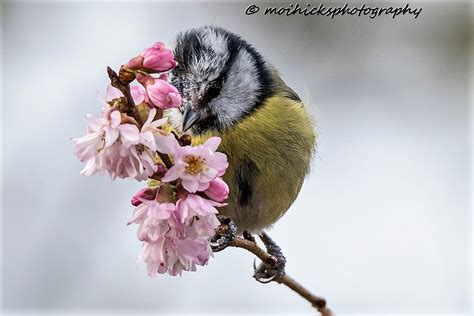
169 26 272 134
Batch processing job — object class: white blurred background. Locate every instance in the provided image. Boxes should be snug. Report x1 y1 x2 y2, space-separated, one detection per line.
1 1 472 315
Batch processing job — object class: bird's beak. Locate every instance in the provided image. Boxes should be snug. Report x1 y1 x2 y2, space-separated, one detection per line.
182 106 202 132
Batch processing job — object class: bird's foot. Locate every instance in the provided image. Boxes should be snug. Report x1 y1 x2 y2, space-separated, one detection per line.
253 232 286 283
209 215 237 252
243 230 256 242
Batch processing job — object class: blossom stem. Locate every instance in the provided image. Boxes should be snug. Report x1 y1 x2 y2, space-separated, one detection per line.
107 66 144 126
157 151 173 169
228 236 334 315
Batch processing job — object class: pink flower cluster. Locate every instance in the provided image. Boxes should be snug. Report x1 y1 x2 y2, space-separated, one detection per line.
72 96 166 180
72 41 230 277
127 42 181 109
72 41 181 181
128 137 229 276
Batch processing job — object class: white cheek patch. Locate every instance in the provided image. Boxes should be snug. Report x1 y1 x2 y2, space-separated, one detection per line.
164 108 184 133
210 50 260 129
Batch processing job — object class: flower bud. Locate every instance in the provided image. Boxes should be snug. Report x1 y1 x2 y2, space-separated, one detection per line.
126 56 144 70
142 42 176 71
136 72 181 109
126 42 177 72
204 177 229 202
131 188 156 206
119 66 136 84
179 134 192 146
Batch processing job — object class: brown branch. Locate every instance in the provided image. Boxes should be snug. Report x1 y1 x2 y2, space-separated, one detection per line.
157 152 173 170
229 236 278 267
107 66 143 126
229 236 335 316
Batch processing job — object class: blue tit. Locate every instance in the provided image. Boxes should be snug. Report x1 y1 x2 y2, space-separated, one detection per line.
167 26 316 238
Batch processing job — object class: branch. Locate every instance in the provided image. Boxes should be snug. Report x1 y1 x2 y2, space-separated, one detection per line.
157 152 173 169
107 66 143 126
228 237 335 316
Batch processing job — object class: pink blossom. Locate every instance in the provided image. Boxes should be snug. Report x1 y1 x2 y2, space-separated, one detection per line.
127 42 177 72
139 199 175 221
98 90 166 180
103 111 140 147
128 185 222 277
204 177 229 202
176 194 223 223
128 201 178 242
101 109 166 180
107 84 147 105
128 194 217 276
131 85 147 104
106 85 124 101
161 137 229 193
139 108 168 152
72 110 139 165
176 194 222 237
72 108 167 181
140 238 180 276
136 73 181 109
140 237 212 277
89 142 156 181
175 237 213 268
142 42 176 71
72 114 107 163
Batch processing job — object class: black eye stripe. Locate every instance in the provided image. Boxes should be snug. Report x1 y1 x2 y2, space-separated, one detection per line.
198 36 239 105
209 75 225 89
200 77 224 106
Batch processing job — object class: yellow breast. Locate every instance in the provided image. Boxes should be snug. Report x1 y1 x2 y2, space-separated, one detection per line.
192 95 316 232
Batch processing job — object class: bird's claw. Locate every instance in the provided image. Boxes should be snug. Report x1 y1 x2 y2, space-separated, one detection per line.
209 215 237 252
253 257 285 283
253 232 286 284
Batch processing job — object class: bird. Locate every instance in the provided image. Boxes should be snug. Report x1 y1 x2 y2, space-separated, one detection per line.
167 26 316 281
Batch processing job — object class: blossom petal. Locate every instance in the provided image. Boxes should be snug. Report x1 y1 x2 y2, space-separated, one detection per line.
161 166 180 182
204 137 221 152
182 179 199 193
196 181 210 192
201 167 218 181
106 85 124 101
131 85 146 104
118 124 140 147
143 108 157 129
109 110 122 128
149 117 167 129
155 133 179 155
104 126 120 147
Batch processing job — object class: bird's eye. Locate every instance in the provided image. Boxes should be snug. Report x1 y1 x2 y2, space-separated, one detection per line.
205 80 222 99
207 84 220 98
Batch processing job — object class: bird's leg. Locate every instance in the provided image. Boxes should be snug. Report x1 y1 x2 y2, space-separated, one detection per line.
253 231 286 283
209 215 237 252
